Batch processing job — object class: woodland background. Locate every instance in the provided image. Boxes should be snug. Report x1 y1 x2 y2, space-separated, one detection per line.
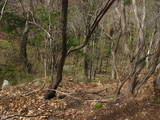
0 0 160 119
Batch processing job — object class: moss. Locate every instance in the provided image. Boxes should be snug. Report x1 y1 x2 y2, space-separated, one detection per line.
0 40 11 49
93 103 103 109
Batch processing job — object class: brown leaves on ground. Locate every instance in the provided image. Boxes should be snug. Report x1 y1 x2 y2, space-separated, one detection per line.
0 76 160 120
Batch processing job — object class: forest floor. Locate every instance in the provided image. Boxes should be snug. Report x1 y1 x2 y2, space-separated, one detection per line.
0 76 160 120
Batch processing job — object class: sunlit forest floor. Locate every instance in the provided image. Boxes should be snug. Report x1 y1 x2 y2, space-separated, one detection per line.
0 75 160 120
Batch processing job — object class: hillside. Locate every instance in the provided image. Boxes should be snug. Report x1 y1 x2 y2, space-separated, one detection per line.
0 75 160 120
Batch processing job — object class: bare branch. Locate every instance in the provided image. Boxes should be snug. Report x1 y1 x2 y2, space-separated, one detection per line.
45 88 82 100
44 88 118 103
0 0 8 21
132 0 140 29
132 0 146 57
29 21 52 39
67 0 117 55
22 84 45 96
135 40 160 93
17 0 26 14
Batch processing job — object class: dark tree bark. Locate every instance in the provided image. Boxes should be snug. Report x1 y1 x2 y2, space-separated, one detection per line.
67 0 117 55
19 18 32 73
44 0 117 100
84 45 89 80
44 0 68 99
154 74 160 99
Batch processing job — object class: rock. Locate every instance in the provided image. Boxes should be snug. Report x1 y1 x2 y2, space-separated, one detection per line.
1 80 10 89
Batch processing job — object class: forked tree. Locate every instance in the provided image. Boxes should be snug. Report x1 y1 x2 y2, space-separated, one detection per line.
44 0 117 99
117 0 160 97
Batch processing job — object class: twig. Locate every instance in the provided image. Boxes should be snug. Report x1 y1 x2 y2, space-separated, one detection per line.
0 0 8 21
85 88 107 94
17 79 45 89
28 21 52 39
147 103 160 107
45 89 82 101
44 88 119 103
86 99 113 102
21 84 45 96
67 0 117 55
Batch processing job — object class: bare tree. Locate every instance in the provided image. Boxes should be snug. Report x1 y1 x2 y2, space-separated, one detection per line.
19 13 32 73
44 0 69 99
45 0 117 99
117 0 160 97
18 0 32 73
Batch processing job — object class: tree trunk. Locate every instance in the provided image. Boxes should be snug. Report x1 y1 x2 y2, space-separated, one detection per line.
154 74 160 99
117 0 146 97
44 0 68 99
44 0 116 100
84 46 89 81
19 18 32 73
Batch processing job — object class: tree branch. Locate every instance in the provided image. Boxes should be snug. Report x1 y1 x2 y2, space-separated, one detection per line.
0 0 8 21
67 0 117 55
28 21 52 39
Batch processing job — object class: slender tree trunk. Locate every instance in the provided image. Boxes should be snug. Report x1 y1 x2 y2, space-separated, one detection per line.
118 0 146 97
45 0 68 99
84 45 89 81
19 18 32 73
154 74 160 99
44 0 117 100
